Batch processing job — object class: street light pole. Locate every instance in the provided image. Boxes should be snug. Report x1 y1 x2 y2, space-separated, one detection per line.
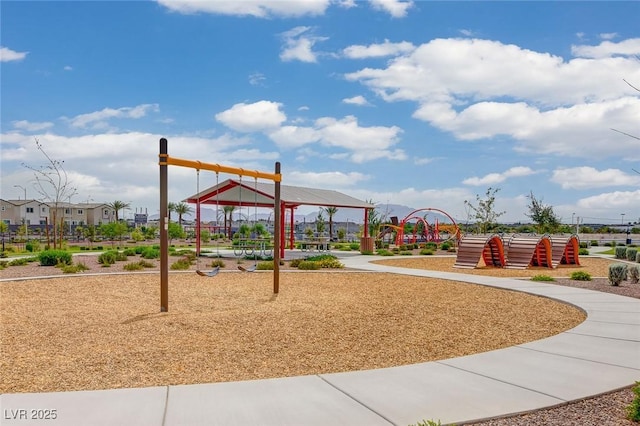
13 185 27 242
621 213 625 225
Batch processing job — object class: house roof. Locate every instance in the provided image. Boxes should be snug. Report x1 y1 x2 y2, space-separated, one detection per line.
184 179 375 210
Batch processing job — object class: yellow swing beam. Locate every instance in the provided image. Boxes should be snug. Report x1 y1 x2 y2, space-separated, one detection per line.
159 138 282 312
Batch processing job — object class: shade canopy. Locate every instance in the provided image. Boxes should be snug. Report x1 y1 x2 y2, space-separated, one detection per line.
184 179 375 210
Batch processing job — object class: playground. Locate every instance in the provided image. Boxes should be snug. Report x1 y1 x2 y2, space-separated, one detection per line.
1 267 588 394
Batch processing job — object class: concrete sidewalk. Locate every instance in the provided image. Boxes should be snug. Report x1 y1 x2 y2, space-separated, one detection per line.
2 255 639 425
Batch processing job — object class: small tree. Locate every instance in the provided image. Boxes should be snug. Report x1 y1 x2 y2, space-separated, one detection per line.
316 211 326 235
108 200 131 222
100 222 129 247
322 206 338 239
168 221 185 243
464 187 506 234
174 202 193 227
22 138 77 248
525 191 561 234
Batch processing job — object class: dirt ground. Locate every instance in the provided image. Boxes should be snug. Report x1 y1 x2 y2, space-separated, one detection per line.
0 254 636 395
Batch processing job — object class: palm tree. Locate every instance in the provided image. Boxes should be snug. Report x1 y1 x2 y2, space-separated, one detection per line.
108 200 131 222
223 205 236 239
174 202 193 227
167 202 177 223
323 206 338 240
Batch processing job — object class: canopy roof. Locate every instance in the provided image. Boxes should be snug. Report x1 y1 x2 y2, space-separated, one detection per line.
184 179 375 210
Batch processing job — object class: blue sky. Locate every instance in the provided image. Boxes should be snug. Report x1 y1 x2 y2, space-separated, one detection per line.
2 0 640 225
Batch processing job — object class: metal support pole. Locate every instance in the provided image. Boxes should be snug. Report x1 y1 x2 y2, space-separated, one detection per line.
159 138 169 312
273 162 281 294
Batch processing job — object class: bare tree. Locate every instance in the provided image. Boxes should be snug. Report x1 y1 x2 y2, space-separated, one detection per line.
464 187 506 234
22 138 77 248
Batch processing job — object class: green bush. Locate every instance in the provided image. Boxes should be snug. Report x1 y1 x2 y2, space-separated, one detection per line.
297 260 320 270
629 265 640 284
61 262 90 274
170 257 192 270
348 243 360 250
399 250 413 256
637 252 640 263
98 251 118 265
440 242 451 251
578 248 589 256
376 249 395 256
626 248 638 262
8 258 29 266
531 274 555 282
123 262 144 271
25 240 41 252
39 250 72 266
590 240 599 246
419 249 434 255
608 263 628 286
570 271 592 281
615 246 627 259
627 382 640 422
141 247 160 259
256 261 274 270
123 248 136 256
316 258 344 268
211 259 226 268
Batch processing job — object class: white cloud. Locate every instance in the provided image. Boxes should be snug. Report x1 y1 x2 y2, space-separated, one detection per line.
0 46 28 62
551 167 640 189
156 0 330 17
368 0 414 18
63 65 73 71
342 95 371 106
571 37 640 58
599 33 618 41
286 171 370 187
343 39 415 59
64 104 160 129
12 120 54 132
577 189 640 210
345 37 640 159
459 29 475 37
268 126 319 149
280 26 327 63
215 100 286 132
414 157 434 165
463 166 537 186
248 72 266 86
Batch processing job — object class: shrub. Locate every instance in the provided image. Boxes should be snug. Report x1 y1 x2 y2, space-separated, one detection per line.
627 382 640 422
615 246 627 259
141 247 160 259
626 248 638 262
123 248 136 256
256 261 274 270
98 251 118 266
531 274 555 282
115 251 128 261
608 263 628 286
289 258 302 268
39 250 72 266
440 242 452 251
316 258 344 268
399 250 413 256
8 258 29 266
25 240 40 252
297 260 320 270
629 265 640 285
376 249 395 256
419 249 434 256
360 250 374 255
570 271 592 281
123 262 144 271
578 248 589 256
170 257 192 270
61 262 90 274
590 240 599 247
211 259 226 268
134 246 146 254
637 252 640 263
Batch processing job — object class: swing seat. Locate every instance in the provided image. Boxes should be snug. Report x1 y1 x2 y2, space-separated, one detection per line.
196 266 220 277
237 265 257 273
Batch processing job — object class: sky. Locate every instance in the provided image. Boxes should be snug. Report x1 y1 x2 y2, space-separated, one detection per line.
1 0 640 225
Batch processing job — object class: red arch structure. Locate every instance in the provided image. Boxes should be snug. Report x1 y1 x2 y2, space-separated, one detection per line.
505 234 553 270
551 234 581 267
395 208 460 245
454 234 506 269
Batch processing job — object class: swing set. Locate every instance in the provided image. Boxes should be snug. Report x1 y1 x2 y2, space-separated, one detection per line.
159 138 282 312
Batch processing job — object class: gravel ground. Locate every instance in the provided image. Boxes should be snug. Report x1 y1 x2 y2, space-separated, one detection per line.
1 253 638 425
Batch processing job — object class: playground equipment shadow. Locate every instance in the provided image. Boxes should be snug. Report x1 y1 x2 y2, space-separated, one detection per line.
1 253 639 425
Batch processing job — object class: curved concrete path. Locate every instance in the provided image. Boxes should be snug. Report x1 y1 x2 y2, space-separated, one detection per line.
2 255 639 425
